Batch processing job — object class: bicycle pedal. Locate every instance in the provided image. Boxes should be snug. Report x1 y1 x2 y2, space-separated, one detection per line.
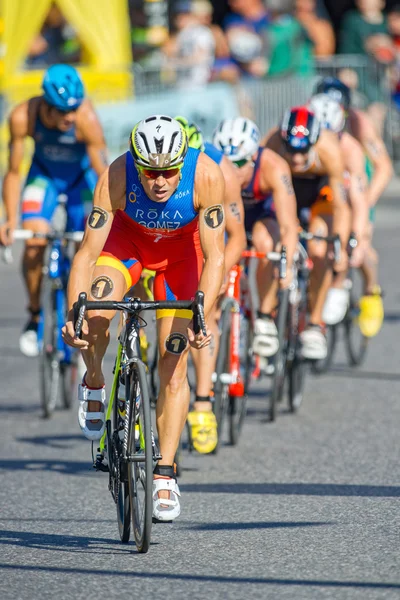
153 454 162 461
93 457 109 472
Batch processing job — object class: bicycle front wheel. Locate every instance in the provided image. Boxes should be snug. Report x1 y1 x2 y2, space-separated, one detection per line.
127 360 153 553
213 299 234 452
40 281 60 418
270 289 290 422
344 271 369 366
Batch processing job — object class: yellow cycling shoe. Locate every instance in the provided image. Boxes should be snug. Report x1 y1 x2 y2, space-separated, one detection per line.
187 410 218 454
358 286 384 338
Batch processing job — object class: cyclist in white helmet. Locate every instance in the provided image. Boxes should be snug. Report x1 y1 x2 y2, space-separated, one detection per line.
63 115 226 522
309 94 369 325
213 117 298 358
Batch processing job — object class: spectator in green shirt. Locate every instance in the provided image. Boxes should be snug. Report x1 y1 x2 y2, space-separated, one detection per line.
339 0 393 134
265 0 314 77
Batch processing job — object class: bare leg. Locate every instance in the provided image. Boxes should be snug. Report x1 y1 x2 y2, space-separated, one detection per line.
21 219 50 316
252 218 280 314
308 216 332 325
156 316 192 468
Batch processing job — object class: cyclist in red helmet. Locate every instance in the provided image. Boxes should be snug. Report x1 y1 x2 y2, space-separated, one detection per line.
264 106 351 360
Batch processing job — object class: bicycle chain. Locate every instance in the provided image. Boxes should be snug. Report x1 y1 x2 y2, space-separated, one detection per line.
109 432 121 504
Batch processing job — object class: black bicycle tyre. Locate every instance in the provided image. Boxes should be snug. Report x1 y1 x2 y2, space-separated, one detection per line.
310 325 337 375
40 281 60 418
212 299 234 452
288 357 307 413
344 302 369 366
228 313 250 445
270 289 290 422
243 315 254 395
128 360 153 553
60 353 77 410
344 269 369 366
112 379 131 544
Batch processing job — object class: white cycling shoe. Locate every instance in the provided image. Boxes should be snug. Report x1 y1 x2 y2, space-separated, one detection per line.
19 321 39 357
252 317 279 357
322 288 349 326
300 325 327 360
78 379 106 441
152 477 181 522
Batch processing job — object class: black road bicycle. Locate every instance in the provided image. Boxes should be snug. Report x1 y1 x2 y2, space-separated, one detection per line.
73 291 206 553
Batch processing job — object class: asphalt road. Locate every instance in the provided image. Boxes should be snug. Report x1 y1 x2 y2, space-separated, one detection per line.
0 197 399 600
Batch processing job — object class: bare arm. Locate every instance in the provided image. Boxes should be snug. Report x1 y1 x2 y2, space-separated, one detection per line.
319 133 351 254
67 155 125 312
0 104 28 243
342 135 369 246
263 152 298 277
219 156 246 273
351 110 393 207
77 101 108 177
195 154 226 319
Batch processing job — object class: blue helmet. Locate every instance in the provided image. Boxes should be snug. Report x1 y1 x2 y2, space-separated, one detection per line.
314 77 351 112
42 64 85 112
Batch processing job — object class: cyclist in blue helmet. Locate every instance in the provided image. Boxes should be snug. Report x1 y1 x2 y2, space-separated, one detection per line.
0 64 108 357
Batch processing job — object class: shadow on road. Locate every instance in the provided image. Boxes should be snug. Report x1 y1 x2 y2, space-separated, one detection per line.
0 563 398 590
0 529 132 555
186 521 334 531
181 482 400 497
0 459 94 476
329 367 400 382
16 434 86 448
0 403 38 414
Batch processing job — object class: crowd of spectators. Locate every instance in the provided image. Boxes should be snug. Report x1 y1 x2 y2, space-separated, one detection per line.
24 0 400 114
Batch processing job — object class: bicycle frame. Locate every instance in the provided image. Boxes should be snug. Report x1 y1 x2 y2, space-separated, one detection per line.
37 237 74 364
224 265 245 398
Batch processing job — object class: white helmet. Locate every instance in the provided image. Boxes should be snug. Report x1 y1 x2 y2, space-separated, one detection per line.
129 115 188 168
308 94 345 134
213 117 260 162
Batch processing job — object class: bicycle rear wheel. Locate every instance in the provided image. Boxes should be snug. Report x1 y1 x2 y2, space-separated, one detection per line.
228 313 250 446
344 270 368 366
127 360 153 553
270 289 290 422
213 299 234 452
40 281 60 418
310 325 337 375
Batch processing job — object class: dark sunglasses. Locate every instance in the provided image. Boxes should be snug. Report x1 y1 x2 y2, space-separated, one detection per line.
138 166 181 180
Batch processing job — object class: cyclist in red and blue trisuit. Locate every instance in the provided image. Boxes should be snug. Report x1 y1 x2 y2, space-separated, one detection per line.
62 115 226 522
0 64 107 357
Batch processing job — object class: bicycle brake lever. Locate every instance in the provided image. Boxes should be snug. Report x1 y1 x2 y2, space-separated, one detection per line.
193 290 207 336
73 292 87 339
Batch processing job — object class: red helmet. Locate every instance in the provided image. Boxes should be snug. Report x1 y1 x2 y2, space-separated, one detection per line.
281 106 320 153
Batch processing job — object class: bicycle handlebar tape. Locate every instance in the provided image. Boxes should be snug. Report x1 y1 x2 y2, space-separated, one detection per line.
74 292 87 339
193 291 207 336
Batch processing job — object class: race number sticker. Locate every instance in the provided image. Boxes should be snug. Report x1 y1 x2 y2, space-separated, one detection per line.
91 275 114 299
88 207 108 229
204 205 224 229
165 332 188 355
